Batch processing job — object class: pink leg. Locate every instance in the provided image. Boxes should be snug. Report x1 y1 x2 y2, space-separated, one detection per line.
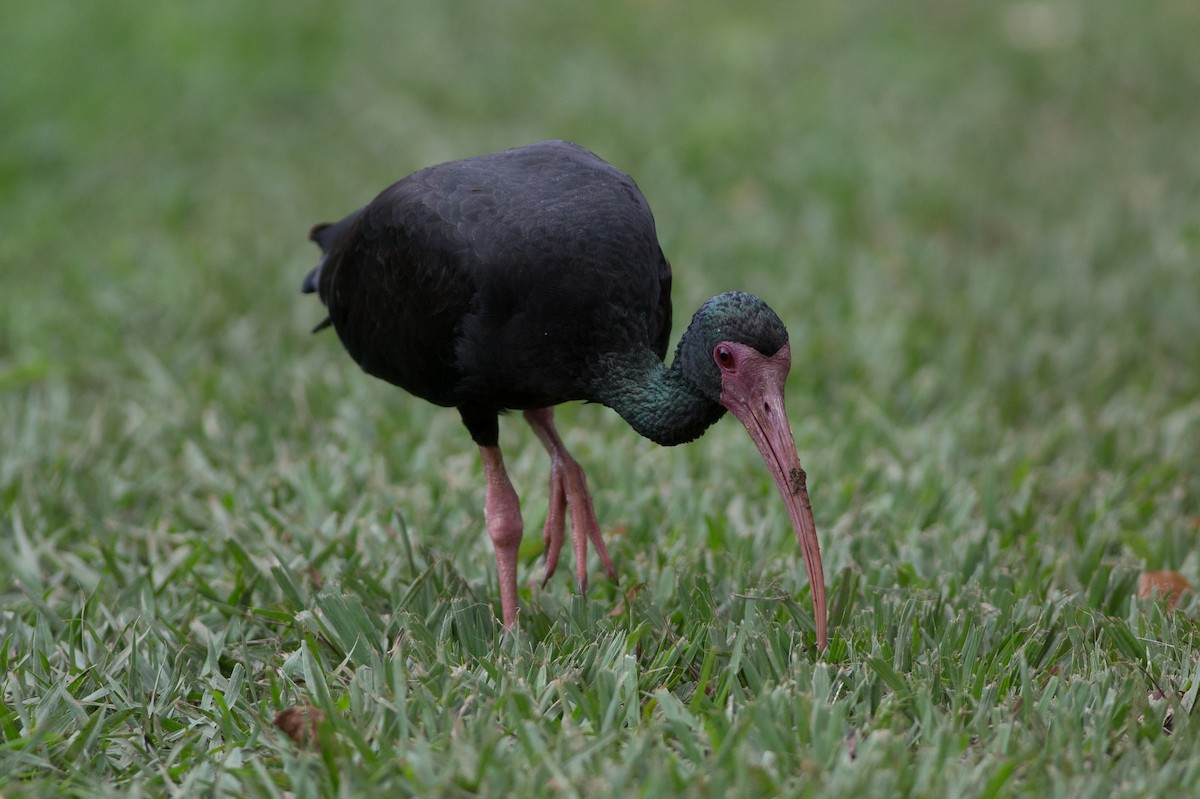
479 445 523 627
523 408 618 594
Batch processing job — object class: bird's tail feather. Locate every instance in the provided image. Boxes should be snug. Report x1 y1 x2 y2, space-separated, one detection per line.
303 223 336 330
304 210 362 330
309 221 341 253
302 263 322 294
303 210 361 294
302 223 336 295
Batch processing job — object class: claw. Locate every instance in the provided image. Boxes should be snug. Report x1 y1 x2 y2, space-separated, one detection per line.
525 408 619 595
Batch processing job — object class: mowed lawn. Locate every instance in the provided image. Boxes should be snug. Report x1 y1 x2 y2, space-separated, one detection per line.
3 1 1199 796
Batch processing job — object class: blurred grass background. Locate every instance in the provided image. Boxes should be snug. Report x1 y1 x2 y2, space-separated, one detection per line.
2 0 1200 796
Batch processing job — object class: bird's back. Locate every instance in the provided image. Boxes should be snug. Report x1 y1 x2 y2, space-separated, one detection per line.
307 140 673 411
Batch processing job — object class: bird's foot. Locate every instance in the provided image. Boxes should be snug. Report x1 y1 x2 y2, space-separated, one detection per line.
524 409 618 594
541 451 618 593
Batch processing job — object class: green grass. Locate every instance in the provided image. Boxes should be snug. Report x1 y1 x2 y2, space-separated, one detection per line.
3 0 1200 795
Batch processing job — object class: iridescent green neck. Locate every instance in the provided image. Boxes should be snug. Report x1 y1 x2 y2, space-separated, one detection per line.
589 292 789 447
590 350 726 446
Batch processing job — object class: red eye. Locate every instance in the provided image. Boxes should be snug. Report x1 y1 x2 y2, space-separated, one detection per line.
715 345 733 367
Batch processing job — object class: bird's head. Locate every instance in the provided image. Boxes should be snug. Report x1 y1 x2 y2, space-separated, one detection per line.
679 291 827 649
677 291 789 399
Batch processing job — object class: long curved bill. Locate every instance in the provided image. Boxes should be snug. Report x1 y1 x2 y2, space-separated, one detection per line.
721 343 828 650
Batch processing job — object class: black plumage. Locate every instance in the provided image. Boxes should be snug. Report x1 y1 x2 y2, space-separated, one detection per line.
305 141 671 444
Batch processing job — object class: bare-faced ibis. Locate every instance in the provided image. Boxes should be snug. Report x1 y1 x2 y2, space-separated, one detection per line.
303 140 827 648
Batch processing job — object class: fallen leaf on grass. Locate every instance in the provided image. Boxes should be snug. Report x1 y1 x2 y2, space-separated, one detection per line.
608 582 644 617
1141 689 1176 735
1137 571 1191 609
274 703 326 746
844 731 858 761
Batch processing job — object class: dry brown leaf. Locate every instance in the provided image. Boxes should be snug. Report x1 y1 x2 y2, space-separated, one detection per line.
274 703 325 746
1137 570 1191 609
1141 689 1176 735
608 582 645 618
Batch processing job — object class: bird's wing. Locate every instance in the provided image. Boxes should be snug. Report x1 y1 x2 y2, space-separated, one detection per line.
309 188 478 408
441 145 671 406
306 140 672 410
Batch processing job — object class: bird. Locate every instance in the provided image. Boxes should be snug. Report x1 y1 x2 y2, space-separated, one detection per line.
302 140 827 648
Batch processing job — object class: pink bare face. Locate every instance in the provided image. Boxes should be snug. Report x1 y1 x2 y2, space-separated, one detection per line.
714 341 827 650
